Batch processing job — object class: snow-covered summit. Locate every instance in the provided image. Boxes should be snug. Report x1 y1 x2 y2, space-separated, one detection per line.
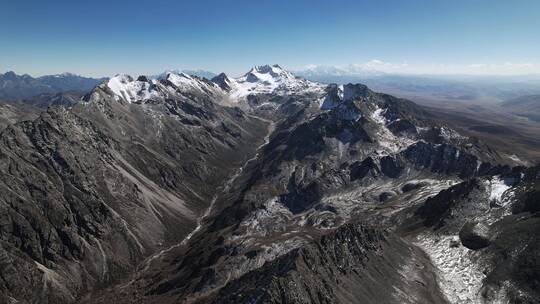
152 69 217 80
166 72 205 89
104 72 223 103
165 72 222 95
106 74 160 103
53 72 79 78
224 64 323 98
100 65 322 104
240 64 296 83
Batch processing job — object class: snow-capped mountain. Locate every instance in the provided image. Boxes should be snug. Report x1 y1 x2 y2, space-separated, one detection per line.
296 64 387 78
106 74 161 103
1 64 538 304
100 65 322 106
151 69 217 80
99 72 224 104
226 64 323 98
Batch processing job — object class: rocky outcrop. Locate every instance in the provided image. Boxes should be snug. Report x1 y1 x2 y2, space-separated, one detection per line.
204 223 447 304
23 91 84 108
459 221 491 250
0 102 38 130
415 179 481 228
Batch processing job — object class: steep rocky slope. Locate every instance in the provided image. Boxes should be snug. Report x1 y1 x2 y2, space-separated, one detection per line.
0 72 268 303
0 102 39 130
23 91 84 109
205 223 446 304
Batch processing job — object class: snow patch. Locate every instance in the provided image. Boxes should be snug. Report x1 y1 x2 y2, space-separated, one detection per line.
415 234 485 304
233 197 293 239
440 126 467 141
505 154 527 165
370 105 416 154
487 176 510 203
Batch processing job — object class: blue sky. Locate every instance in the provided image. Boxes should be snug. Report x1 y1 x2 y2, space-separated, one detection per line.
1 0 539 77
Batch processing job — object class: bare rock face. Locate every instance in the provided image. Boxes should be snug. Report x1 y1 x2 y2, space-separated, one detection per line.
459 221 491 250
0 102 38 130
203 223 446 304
415 179 481 228
23 91 84 108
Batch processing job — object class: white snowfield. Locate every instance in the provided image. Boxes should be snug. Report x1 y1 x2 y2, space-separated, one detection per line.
415 175 516 304
371 105 417 154
487 176 511 204
107 74 160 103
416 233 486 304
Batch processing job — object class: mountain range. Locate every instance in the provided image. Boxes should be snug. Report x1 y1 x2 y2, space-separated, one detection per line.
293 68 540 104
0 71 105 101
0 65 538 304
3 68 540 106
151 69 217 80
501 95 540 122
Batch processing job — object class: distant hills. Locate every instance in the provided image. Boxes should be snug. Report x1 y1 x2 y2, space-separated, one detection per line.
501 94 540 122
0 70 221 102
0 71 105 100
294 68 540 103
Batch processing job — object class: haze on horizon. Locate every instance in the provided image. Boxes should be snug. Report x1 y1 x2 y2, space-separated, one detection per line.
1 0 539 78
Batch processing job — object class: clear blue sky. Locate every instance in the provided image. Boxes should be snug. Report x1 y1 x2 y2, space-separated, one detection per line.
1 0 539 77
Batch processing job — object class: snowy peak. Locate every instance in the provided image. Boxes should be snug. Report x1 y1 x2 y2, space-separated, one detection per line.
101 71 225 104
165 72 196 87
53 72 78 78
106 74 159 103
165 71 221 93
151 69 216 80
229 64 323 98
242 64 296 83
211 73 236 91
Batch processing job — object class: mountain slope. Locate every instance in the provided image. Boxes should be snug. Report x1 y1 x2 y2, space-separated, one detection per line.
0 102 39 130
0 72 269 303
23 91 85 109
